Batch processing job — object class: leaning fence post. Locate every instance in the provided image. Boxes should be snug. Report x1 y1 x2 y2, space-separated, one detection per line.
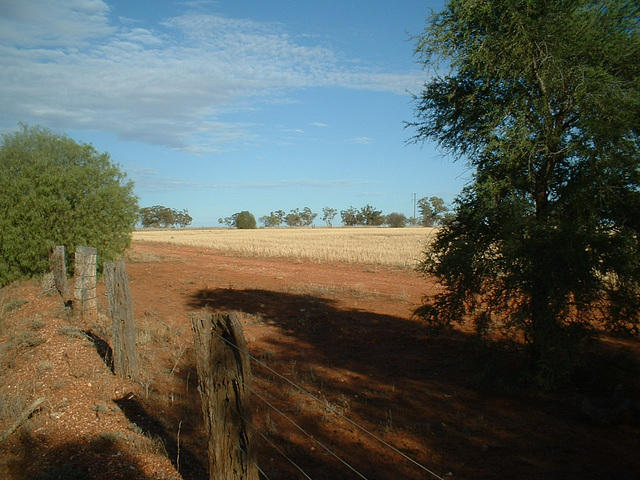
74 246 98 320
191 312 258 480
104 261 138 379
50 245 70 298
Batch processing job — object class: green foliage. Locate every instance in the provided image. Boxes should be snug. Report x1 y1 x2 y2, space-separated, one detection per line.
321 207 337 227
340 205 384 226
359 205 384 226
410 0 640 386
299 207 317 226
385 212 408 228
340 206 362 226
259 210 285 227
235 211 257 229
284 210 301 227
218 214 238 227
219 211 257 229
139 205 192 228
284 207 317 227
0 124 138 285
417 196 450 227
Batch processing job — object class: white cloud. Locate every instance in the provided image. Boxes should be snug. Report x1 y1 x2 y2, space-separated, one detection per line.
130 169 378 193
0 0 113 47
348 136 374 145
0 2 422 151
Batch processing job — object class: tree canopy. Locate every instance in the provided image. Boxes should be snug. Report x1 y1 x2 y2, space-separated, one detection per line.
409 0 640 385
340 205 384 226
219 211 257 229
321 207 338 227
284 207 317 227
236 211 257 229
418 196 450 227
385 212 408 228
259 210 286 228
0 124 139 285
139 205 192 228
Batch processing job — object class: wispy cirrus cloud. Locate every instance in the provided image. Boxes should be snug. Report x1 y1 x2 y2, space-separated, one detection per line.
0 0 423 152
348 136 374 145
130 168 378 193
0 0 114 47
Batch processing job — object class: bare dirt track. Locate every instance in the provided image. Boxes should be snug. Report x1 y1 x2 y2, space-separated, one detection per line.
1 241 639 480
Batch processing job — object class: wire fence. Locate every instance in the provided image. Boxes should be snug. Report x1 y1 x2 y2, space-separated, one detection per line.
123 275 446 480
68 248 448 480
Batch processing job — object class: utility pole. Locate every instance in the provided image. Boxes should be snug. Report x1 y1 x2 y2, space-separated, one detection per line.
412 193 417 226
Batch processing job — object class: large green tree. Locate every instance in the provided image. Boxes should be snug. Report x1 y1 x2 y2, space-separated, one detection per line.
409 0 640 384
0 124 139 285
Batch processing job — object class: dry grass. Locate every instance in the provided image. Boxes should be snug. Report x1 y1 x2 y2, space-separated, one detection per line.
132 227 438 268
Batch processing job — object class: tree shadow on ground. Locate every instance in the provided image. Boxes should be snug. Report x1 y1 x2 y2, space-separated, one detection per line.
182 287 640 480
9 436 153 480
114 393 207 480
75 332 208 480
187 287 459 383
184 287 487 479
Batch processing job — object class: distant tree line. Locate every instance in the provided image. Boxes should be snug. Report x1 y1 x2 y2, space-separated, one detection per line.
139 206 192 228
258 207 318 228
341 197 451 227
218 197 450 229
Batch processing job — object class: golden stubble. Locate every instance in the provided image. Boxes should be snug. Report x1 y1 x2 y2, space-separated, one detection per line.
132 227 438 269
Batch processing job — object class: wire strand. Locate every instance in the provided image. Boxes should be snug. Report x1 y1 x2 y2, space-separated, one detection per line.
240 370 369 480
250 423 314 480
215 327 445 480
128 280 445 480
128 290 312 479
232 439 271 480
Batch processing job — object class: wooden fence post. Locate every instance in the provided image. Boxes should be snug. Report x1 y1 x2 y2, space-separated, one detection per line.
50 245 70 298
74 246 97 320
191 312 258 480
104 261 139 379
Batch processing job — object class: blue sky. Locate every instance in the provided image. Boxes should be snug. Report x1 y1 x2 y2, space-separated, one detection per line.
0 0 471 226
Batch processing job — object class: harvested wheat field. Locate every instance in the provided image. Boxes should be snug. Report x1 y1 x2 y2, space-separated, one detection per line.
0 229 639 480
132 226 438 268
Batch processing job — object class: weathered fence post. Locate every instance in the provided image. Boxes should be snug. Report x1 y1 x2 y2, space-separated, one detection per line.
50 245 70 298
191 312 258 480
104 260 139 379
74 246 97 320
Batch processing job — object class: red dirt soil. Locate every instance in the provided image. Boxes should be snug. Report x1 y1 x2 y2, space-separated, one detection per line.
1 241 639 480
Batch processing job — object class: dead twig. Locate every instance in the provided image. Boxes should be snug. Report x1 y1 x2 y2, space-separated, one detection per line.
0 397 46 441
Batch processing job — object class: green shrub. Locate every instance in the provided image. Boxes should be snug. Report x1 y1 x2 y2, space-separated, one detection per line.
235 211 257 229
0 124 139 285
